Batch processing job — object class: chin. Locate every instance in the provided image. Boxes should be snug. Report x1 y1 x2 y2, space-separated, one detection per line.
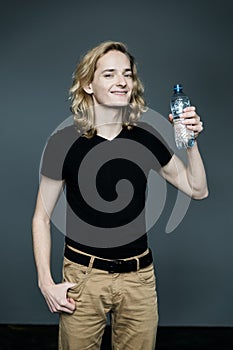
106 101 130 108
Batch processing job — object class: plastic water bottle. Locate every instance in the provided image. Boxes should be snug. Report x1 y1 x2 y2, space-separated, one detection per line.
170 84 195 149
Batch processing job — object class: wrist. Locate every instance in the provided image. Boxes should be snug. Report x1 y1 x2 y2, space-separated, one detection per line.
38 276 55 291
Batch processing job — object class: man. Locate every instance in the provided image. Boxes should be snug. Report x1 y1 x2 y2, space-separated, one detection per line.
32 41 208 350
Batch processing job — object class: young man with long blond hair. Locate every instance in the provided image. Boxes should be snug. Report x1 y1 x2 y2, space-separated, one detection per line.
32 41 208 349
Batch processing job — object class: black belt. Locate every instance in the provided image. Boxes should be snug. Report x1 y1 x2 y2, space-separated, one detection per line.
64 245 153 273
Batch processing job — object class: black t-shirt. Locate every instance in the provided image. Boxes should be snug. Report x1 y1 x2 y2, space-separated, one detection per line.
41 123 173 259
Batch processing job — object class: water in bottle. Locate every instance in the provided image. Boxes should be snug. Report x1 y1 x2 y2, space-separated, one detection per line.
170 84 195 149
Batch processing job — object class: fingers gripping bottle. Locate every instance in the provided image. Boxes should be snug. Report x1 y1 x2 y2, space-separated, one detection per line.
170 84 195 149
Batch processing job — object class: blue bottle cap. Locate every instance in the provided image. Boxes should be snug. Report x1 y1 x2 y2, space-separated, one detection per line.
173 84 183 93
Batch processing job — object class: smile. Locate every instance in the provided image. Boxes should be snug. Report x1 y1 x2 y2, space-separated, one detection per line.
110 91 128 95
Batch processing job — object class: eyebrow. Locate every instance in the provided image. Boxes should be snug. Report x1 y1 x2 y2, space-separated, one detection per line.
101 68 132 74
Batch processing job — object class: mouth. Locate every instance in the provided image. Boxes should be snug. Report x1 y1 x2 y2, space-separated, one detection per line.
110 91 128 95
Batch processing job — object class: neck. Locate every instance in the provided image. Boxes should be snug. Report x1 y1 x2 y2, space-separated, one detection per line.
94 104 123 140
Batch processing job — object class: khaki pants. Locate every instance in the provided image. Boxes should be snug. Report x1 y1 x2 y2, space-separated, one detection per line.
59 249 158 350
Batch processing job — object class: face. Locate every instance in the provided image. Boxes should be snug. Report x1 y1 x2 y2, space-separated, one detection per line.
85 50 134 107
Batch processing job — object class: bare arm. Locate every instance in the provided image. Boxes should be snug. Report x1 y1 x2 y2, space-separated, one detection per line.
159 107 209 199
32 175 76 313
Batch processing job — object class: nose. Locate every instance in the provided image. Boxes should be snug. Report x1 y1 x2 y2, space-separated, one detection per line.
115 74 127 87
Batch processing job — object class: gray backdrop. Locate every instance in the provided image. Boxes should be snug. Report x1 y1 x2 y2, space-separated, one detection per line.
1 0 232 325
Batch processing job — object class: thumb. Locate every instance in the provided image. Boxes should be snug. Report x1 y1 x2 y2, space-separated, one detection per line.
67 297 76 305
67 297 76 311
168 114 173 124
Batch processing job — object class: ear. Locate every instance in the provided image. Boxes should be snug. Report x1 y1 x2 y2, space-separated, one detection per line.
83 83 93 95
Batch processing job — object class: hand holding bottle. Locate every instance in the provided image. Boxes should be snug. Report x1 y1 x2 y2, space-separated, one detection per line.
169 106 203 143
170 85 203 149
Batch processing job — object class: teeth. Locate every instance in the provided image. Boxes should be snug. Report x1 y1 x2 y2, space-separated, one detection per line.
111 92 127 94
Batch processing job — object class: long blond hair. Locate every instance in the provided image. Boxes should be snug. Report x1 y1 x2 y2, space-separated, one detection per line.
69 41 147 138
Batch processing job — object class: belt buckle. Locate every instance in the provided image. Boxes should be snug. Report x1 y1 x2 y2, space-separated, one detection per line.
108 258 137 273
109 259 125 273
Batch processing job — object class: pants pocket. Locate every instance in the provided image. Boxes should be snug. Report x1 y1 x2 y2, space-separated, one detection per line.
62 257 90 300
136 263 156 286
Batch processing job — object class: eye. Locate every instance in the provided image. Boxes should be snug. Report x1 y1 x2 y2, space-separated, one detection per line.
103 74 114 78
124 73 133 78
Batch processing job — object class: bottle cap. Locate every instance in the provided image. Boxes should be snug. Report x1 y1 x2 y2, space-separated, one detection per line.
173 84 183 93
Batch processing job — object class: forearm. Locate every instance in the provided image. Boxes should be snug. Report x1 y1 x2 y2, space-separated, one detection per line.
32 216 54 289
186 141 208 199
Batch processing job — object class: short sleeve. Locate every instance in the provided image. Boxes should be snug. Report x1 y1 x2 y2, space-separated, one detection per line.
137 122 174 170
40 126 78 180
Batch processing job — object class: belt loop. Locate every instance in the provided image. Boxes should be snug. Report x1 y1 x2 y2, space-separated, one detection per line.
86 255 95 274
135 257 140 271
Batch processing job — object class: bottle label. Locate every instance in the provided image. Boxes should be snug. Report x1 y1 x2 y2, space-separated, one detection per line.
171 97 188 118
